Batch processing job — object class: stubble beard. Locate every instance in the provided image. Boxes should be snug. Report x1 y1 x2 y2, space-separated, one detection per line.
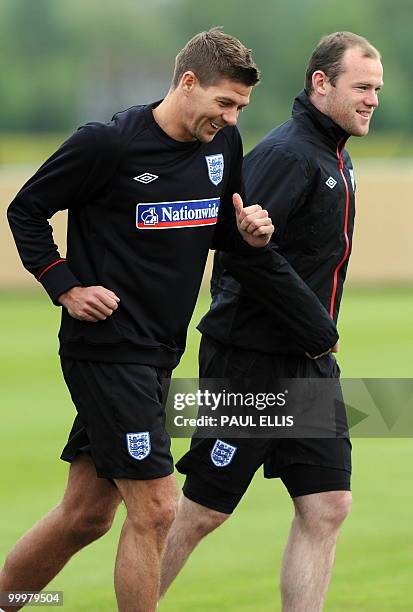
326 95 369 138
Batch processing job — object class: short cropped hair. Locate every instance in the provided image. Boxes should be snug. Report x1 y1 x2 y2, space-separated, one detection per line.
305 31 381 94
172 27 260 89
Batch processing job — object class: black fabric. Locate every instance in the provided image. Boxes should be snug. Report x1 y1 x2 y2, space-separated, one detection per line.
183 464 351 515
278 464 351 499
7 103 247 368
176 335 351 513
199 89 355 356
60 358 173 480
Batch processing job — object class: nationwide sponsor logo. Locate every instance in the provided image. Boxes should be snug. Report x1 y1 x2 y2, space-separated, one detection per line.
126 432 151 460
210 439 237 467
325 176 337 189
134 172 159 184
205 154 224 186
136 198 220 229
349 168 355 191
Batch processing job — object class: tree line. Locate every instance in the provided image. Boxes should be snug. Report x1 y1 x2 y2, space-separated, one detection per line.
0 0 411 135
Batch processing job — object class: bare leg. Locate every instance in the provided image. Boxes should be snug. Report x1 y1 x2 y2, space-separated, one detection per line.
113 475 178 612
280 491 352 612
0 454 121 611
160 495 229 598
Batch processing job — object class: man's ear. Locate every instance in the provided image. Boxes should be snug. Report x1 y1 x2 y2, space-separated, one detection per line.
312 70 329 96
180 71 198 93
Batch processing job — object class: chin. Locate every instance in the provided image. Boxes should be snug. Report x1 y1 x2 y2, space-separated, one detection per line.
200 133 216 143
346 121 370 138
354 126 370 138
355 118 372 137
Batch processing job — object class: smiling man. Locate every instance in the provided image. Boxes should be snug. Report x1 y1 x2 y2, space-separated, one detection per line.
160 32 383 611
3 28 277 612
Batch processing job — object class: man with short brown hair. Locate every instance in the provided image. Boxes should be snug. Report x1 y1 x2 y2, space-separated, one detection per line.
160 32 383 611
305 31 381 95
172 27 260 89
3 28 272 612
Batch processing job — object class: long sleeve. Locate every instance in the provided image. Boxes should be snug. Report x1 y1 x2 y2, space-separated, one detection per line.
219 145 338 356
221 246 338 356
7 124 122 303
211 127 251 254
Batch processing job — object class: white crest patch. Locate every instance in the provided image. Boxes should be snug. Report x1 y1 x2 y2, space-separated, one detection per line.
325 176 337 189
205 154 224 186
126 432 151 460
349 168 355 191
210 439 237 467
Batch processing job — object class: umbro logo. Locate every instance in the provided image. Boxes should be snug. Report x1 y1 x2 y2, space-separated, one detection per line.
134 173 158 184
325 176 337 189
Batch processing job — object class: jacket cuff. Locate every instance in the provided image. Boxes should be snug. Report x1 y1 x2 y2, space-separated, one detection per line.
306 329 339 358
36 260 82 305
233 229 268 255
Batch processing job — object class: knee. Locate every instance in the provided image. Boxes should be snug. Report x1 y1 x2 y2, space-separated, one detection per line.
60 500 118 545
297 491 352 536
194 508 229 539
153 498 177 535
325 491 352 528
177 495 231 541
134 497 177 538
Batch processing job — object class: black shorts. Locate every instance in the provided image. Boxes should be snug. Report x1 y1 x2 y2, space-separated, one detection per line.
176 336 352 514
60 358 173 480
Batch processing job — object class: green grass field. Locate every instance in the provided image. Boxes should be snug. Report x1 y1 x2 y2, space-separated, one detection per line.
1 287 413 611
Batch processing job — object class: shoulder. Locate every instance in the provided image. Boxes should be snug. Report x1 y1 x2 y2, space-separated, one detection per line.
245 133 311 176
111 104 147 137
80 105 148 153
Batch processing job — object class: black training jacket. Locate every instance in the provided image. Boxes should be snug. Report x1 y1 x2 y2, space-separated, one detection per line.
199 90 354 355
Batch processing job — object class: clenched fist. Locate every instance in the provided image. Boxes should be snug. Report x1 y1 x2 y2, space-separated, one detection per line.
58 286 120 322
233 193 274 248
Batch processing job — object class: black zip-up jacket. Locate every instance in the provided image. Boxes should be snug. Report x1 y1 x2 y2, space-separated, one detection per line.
8 98 338 368
199 90 354 354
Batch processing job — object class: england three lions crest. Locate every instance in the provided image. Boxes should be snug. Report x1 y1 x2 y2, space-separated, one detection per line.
126 432 151 460
205 154 224 186
210 439 237 467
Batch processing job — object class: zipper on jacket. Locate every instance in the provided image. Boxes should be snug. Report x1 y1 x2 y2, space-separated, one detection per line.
329 138 350 319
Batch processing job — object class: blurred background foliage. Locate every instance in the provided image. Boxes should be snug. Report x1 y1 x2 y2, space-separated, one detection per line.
0 0 412 159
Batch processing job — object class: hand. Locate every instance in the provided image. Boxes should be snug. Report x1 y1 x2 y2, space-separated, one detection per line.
331 341 339 353
233 193 274 248
58 286 120 322
306 341 339 360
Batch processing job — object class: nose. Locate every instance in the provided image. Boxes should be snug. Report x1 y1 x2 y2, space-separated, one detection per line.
222 108 239 126
365 89 379 108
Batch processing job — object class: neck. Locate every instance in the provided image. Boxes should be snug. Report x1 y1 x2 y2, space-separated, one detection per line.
308 92 326 116
152 91 194 142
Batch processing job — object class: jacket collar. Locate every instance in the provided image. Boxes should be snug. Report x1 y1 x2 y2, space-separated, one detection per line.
292 90 350 152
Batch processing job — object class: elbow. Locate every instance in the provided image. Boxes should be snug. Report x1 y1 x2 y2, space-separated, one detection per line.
7 200 17 232
7 195 28 235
